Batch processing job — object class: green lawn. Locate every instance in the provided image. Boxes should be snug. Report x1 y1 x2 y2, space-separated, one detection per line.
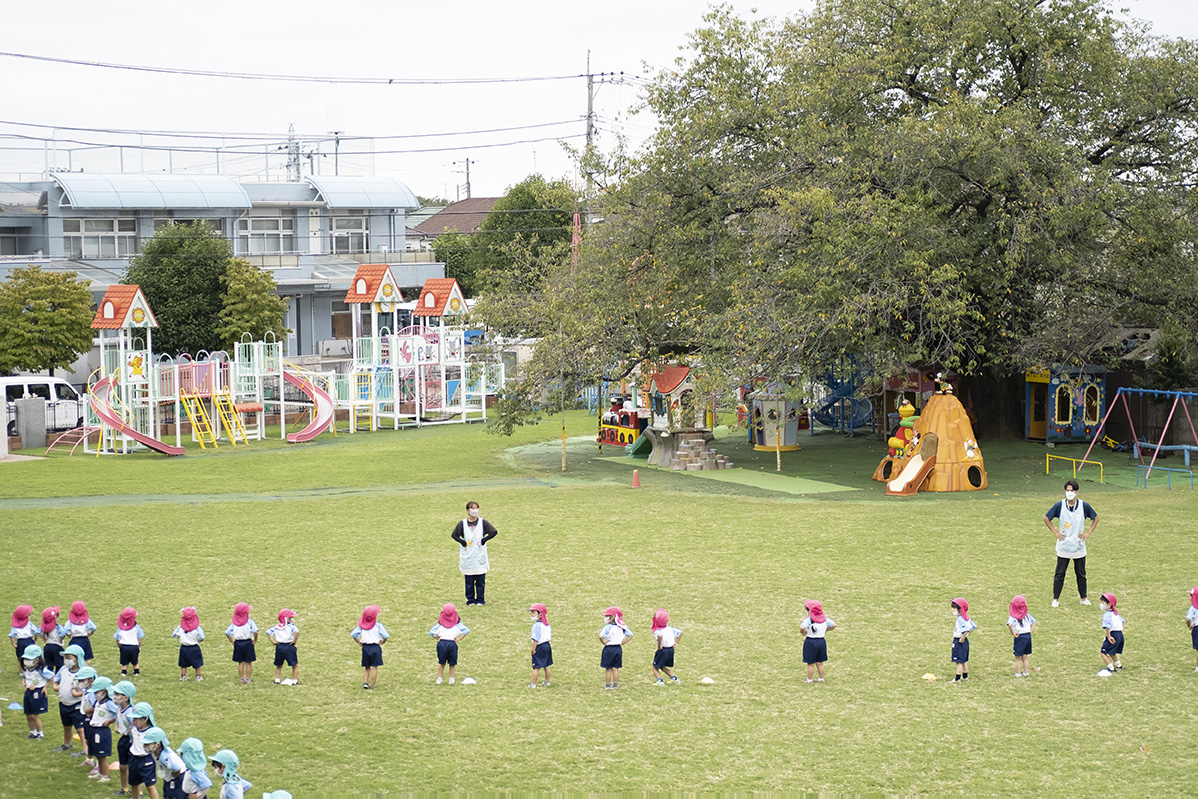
2 414 1196 796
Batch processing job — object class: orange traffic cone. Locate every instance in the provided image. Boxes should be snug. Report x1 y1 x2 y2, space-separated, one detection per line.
632 469 641 488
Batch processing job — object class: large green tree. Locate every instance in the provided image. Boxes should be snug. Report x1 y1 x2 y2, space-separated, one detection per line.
216 258 290 352
480 0 1198 434
0 265 95 375
125 221 232 356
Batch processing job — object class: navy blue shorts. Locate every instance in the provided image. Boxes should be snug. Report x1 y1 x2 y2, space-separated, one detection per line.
1013 633 1032 657
951 638 970 664
802 637 828 664
24 686 48 714
601 644 623 669
119 643 141 666
232 639 256 663
1191 626 1198 651
274 642 298 667
361 642 383 668
532 641 553 669
58 701 86 729
14 637 34 666
436 639 459 666
1101 630 1124 655
43 643 64 672
179 644 204 669
162 773 187 799
117 734 132 766
129 753 157 787
654 646 676 669
89 724 113 758
69 637 93 661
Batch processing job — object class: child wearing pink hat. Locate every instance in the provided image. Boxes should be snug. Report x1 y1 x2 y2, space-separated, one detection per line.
598 607 633 690
268 609 301 685
172 607 206 681
66 601 98 664
528 603 552 688
950 598 977 682
428 603 470 684
224 603 259 684
800 600 835 683
40 606 67 672
9 604 37 670
351 605 390 689
1187 587 1198 672
651 609 683 686
1097 593 1126 677
114 607 145 678
1006 596 1037 678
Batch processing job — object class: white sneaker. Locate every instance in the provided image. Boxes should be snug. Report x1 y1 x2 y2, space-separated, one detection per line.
448 678 455 685
527 682 537 688
655 679 664 686
435 677 443 684
274 678 281 684
1193 667 1198 672
1014 673 1024 678
1115 663 1123 671
1080 598 1091 606
1051 599 1060 607
1097 668 1114 677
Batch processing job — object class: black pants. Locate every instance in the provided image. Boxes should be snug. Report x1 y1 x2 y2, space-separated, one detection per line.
1053 556 1087 599
464 573 486 605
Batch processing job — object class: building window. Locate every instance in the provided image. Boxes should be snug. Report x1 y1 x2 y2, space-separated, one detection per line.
63 218 137 258
331 300 353 340
1084 384 1100 424
237 217 294 254
330 213 368 254
1055 385 1072 425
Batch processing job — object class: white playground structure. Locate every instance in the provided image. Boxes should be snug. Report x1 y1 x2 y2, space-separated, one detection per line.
80 273 502 456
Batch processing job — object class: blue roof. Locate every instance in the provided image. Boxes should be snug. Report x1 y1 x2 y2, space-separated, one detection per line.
305 176 419 210
52 174 252 210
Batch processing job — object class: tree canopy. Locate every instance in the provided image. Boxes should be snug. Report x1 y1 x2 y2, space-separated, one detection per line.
0 265 95 375
476 0 1198 433
216 258 290 352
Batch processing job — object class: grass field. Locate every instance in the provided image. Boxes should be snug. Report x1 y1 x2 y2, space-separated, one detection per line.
1 413 1196 796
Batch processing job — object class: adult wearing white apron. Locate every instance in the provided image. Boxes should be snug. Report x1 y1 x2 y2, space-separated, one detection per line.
1043 479 1099 607
451 501 497 605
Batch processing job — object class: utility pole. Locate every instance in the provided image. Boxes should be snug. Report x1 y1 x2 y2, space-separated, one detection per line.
285 124 301 183
453 158 475 200
586 50 595 153
331 131 341 175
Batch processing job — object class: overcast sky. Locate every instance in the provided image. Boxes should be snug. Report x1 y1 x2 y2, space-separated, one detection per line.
2 0 1194 201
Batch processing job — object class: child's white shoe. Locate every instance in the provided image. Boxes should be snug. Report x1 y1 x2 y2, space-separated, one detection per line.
527 682 537 688
1080 598 1092 606
448 678 455 685
435 677 443 685
273 678 281 684
804 678 814 683
817 678 825 682
180 676 187 682
670 675 680 684
655 678 664 686
1097 668 1114 677
1114 663 1123 670
1051 599 1060 607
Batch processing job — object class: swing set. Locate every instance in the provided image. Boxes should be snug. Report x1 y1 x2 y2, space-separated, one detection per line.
1079 387 1198 488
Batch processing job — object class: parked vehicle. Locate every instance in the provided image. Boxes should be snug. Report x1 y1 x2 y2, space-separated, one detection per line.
2 376 86 437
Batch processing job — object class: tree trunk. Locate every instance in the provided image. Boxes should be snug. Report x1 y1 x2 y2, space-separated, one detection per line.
959 371 1025 439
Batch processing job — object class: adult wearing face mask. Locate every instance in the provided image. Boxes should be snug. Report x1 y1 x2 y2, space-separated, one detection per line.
1043 479 1099 607
451 501 497 605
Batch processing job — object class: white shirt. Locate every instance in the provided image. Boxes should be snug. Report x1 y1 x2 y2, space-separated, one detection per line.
44 624 66 646
67 620 97 639
800 618 835 639
173 626 205 646
600 623 632 645
114 705 134 736
428 623 469 641
130 725 148 756
55 666 80 705
224 621 258 640
531 621 552 643
1102 610 1125 632
114 625 145 646
157 749 186 778
1007 614 1037 634
22 663 53 689
1187 606 1198 626
352 624 389 645
182 769 213 795
90 697 119 728
268 622 299 644
953 616 977 638
654 626 683 647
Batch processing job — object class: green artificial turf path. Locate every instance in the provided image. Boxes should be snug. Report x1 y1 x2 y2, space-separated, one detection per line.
1 412 1195 795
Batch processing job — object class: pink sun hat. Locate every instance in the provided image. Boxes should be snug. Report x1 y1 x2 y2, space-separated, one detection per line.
651 609 669 632
603 606 626 628
41 606 60 634
278 609 297 626
12 604 33 628
1101 593 1117 610
951 598 970 621
805 600 826 624
359 605 380 630
179 607 199 632
1190 587 1198 611
69 601 89 625
528 603 548 624
118 607 139 631
1009 595 1029 620
438 604 459 628
231 603 252 626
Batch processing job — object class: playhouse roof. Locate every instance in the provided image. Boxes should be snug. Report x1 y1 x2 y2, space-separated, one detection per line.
92 284 158 330
413 278 466 317
651 365 692 394
343 264 404 305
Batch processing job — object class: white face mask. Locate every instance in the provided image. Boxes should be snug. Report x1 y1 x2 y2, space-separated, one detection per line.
1065 490 1077 501
23 658 36 668
468 509 479 519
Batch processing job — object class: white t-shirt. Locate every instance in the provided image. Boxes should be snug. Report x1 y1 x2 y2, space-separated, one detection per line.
1102 610 1125 632
114 705 133 736
531 621 552 643
953 616 977 638
1187 606 1198 626
173 626 205 646
130 725 148 756
224 621 258 640
114 625 145 646
90 697 119 728
800 618 835 639
654 626 683 647
600 623 631 646
428 623 469 641
268 623 298 644
1007 614 1037 634
55 666 80 705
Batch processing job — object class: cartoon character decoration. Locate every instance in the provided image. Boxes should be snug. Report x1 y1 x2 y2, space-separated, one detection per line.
887 400 919 457
125 352 148 383
963 438 978 460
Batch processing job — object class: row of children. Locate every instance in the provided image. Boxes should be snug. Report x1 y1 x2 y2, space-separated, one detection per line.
12 642 290 798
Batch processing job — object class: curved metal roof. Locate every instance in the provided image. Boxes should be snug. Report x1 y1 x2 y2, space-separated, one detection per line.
52 174 252 210
305 176 419 210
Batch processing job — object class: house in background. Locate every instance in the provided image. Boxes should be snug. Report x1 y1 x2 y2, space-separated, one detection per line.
0 173 447 382
408 197 500 250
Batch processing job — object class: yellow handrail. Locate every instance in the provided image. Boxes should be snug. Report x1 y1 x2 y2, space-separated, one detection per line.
1046 453 1104 484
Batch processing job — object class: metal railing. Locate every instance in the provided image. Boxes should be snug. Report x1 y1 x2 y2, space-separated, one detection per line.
1045 453 1104 484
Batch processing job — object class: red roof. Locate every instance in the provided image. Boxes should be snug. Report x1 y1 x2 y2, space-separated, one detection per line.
651 365 692 394
343 264 402 304
413 278 465 317
412 197 501 237
92 285 155 329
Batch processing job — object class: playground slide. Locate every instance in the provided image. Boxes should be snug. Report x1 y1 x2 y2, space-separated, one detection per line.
88 375 185 456
886 454 936 496
626 431 652 457
283 370 335 443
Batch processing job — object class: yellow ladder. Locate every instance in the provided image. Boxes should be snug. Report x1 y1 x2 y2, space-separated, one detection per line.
212 394 249 445
181 393 218 449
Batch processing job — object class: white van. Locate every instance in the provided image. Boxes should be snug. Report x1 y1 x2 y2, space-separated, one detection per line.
2 376 86 437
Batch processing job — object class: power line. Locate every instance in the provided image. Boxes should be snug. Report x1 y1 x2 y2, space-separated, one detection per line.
0 50 606 86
